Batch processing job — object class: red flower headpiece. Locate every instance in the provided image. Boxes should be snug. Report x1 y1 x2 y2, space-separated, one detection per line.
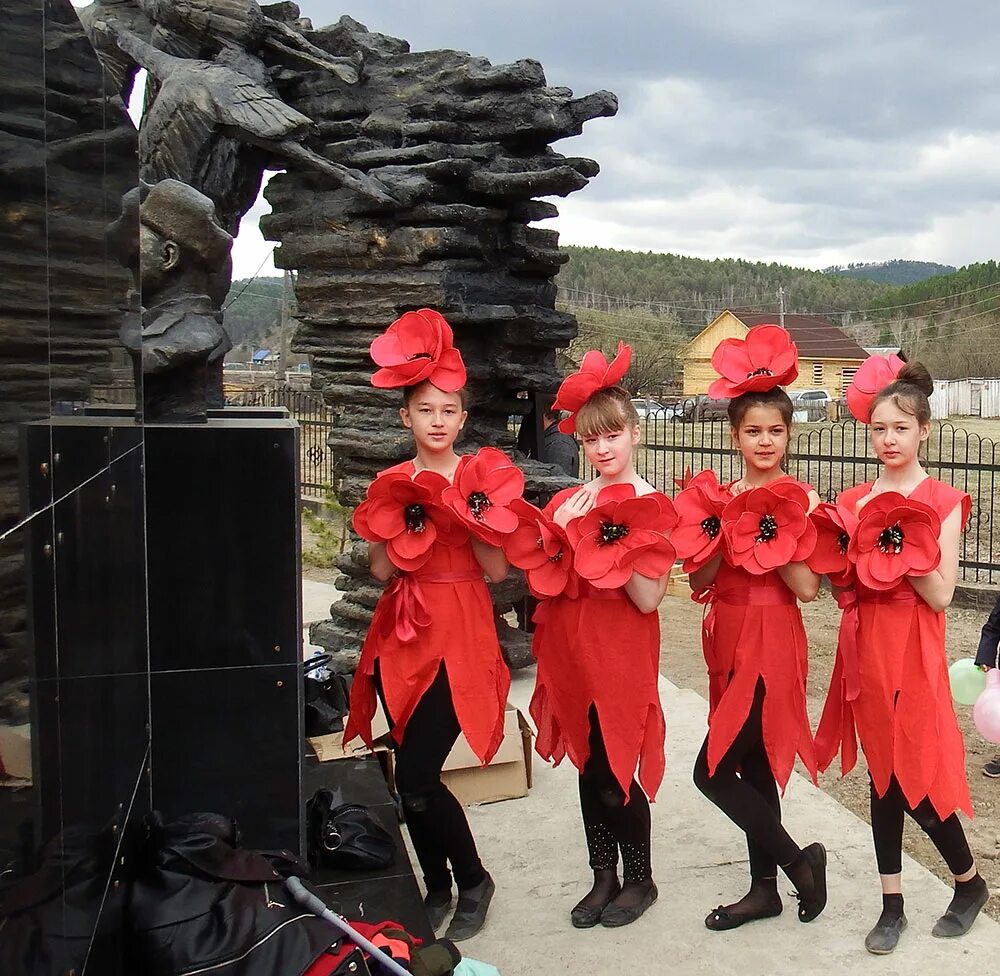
441 447 526 546
567 484 677 588
672 469 731 572
846 353 906 424
552 342 632 433
807 502 859 587
369 308 467 392
848 492 941 590
708 324 798 399
503 498 578 598
353 470 466 571
721 481 816 575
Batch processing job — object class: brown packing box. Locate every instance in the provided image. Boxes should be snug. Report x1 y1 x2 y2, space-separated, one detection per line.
308 703 534 807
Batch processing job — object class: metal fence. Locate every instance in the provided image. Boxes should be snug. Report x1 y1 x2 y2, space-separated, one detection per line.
617 410 1000 586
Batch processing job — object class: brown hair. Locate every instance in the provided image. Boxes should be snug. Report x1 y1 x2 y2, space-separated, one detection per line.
727 388 794 429
575 386 640 438
870 361 933 426
402 380 469 410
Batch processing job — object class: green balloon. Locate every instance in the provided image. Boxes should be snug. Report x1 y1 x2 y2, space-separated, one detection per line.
950 658 987 706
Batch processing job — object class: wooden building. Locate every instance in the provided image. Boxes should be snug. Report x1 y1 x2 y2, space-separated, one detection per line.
681 309 869 396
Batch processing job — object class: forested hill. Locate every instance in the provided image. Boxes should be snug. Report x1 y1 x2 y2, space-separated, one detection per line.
557 246 892 330
823 260 955 285
222 276 284 348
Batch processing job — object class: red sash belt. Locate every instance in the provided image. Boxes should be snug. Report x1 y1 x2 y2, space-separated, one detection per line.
380 570 484 644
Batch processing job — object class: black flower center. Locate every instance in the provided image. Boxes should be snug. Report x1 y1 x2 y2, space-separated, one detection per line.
407 352 432 361
755 513 778 543
877 523 904 554
747 366 774 378
468 491 492 521
548 549 564 563
404 503 427 532
837 531 850 555
701 515 721 539
600 521 630 544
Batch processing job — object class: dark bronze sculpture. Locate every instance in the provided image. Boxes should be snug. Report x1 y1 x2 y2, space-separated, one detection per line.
108 179 233 422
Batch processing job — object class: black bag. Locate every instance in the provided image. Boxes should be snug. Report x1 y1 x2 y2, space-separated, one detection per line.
307 792 395 871
304 655 353 737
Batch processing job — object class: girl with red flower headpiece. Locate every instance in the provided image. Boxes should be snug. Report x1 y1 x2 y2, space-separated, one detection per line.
685 324 828 933
530 342 674 930
815 358 988 955
343 309 511 942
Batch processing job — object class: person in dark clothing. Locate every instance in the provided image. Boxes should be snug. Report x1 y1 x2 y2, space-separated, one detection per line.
541 408 580 477
975 591 1000 777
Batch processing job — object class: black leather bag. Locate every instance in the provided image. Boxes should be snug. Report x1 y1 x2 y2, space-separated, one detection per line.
306 792 395 871
304 655 352 737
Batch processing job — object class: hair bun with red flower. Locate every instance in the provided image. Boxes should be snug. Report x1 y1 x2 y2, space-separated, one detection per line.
846 353 905 424
552 341 632 433
369 308 467 392
708 324 798 399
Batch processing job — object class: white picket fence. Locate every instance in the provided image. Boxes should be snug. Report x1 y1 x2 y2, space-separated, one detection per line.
930 378 1000 419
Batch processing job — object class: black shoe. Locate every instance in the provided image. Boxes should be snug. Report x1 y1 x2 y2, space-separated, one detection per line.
705 894 782 931
571 870 621 929
932 880 990 938
600 881 658 928
866 912 907 954
423 889 452 932
444 872 495 942
795 843 827 923
983 757 1000 778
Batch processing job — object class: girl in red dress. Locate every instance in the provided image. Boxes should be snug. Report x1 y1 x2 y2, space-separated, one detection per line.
816 359 989 954
681 324 828 931
529 343 674 929
343 310 511 942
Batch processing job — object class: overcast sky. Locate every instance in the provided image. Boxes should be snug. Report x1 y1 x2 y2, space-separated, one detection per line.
225 0 1000 278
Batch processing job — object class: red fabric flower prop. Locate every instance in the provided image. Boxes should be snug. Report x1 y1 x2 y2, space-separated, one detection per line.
722 481 816 575
849 492 941 590
441 447 525 545
672 469 731 572
369 308 467 392
552 342 632 433
502 498 578 598
568 484 678 588
708 324 798 399
353 470 466 571
807 502 859 587
846 353 905 423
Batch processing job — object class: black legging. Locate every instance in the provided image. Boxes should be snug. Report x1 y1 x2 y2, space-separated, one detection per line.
869 776 974 877
693 679 800 878
376 661 485 893
578 707 652 884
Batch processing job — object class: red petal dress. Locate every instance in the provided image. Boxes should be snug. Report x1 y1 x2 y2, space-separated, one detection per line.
701 477 818 790
528 486 667 801
815 477 972 820
344 461 511 764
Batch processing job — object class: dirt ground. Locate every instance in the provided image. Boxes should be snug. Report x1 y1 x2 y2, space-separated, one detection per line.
657 586 1000 919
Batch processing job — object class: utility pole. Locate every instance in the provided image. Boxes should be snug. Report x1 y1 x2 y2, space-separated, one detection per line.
276 269 294 383
778 286 786 328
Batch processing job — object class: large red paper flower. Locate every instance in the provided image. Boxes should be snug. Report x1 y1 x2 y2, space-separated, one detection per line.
353 470 466 571
441 447 526 545
369 308 467 392
807 502 859 587
846 353 906 423
568 484 677 588
552 342 632 433
502 498 578 598
708 324 799 399
672 469 731 572
849 492 941 590
721 481 816 575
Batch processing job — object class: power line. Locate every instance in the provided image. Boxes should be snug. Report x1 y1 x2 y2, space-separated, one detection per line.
223 247 277 311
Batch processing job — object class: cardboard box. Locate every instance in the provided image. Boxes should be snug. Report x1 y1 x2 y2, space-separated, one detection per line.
0 724 32 783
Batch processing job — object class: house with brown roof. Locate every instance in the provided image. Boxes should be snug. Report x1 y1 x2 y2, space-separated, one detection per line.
680 309 869 396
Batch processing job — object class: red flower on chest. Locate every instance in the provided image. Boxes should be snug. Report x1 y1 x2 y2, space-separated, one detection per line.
672 469 731 572
721 480 816 575
441 447 526 546
807 502 859 586
849 492 941 590
503 498 578 598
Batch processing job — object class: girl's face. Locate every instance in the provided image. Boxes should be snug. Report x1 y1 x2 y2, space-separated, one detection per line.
869 398 928 468
400 382 466 454
581 424 640 478
731 404 789 475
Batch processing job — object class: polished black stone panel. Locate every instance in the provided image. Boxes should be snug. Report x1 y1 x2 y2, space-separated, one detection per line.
150 664 302 854
143 419 300 672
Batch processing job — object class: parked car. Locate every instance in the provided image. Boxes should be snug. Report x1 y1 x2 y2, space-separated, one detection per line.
630 397 668 419
696 396 731 421
790 389 832 406
790 388 832 421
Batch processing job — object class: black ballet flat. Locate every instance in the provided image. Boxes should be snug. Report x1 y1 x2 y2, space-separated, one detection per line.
600 882 658 928
865 913 907 954
705 898 783 931
571 881 621 929
795 843 827 923
932 884 990 938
